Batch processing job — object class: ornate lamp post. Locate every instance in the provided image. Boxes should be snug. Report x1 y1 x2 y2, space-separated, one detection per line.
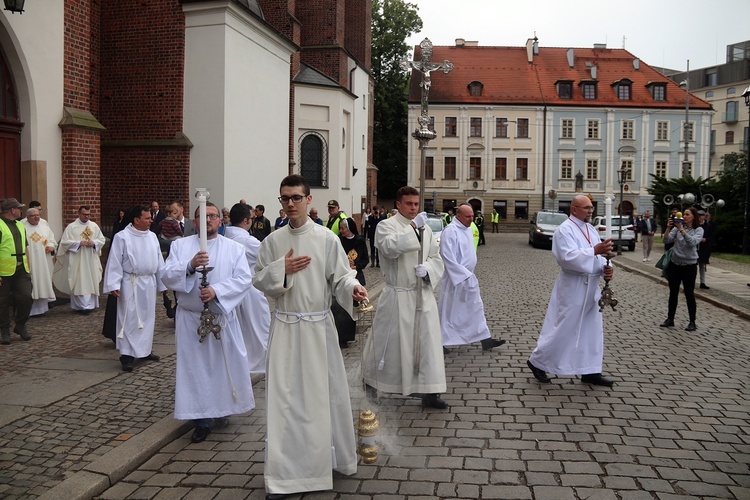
742 85 750 254
617 166 627 255
679 62 691 178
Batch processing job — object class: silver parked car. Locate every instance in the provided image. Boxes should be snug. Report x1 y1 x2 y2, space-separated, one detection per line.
528 211 568 248
592 215 636 251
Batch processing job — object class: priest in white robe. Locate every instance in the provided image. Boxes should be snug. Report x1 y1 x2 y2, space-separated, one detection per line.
362 186 448 409
254 175 368 499
438 204 505 352
161 202 254 444
527 195 615 387
53 206 106 312
103 206 166 372
22 208 57 316
224 203 270 376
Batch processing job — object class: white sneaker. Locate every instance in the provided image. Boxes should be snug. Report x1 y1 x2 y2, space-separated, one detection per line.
642 258 647 262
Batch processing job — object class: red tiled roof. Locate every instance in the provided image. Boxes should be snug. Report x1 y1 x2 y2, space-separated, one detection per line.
407 45 712 110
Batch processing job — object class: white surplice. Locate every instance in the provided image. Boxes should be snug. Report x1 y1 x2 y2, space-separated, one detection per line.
103 224 166 358
528 216 608 375
437 217 491 346
362 212 447 396
53 218 106 310
161 235 255 420
224 226 270 375
253 219 360 495
22 220 57 316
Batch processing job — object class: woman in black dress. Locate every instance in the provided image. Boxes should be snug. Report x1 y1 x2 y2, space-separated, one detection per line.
332 218 369 348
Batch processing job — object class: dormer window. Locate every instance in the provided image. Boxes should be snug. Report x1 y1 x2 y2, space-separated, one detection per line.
556 79 573 99
646 81 666 101
579 80 597 100
468 81 483 97
613 78 633 100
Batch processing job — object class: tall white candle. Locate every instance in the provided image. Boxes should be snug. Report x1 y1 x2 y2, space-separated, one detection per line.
197 191 207 253
604 195 613 240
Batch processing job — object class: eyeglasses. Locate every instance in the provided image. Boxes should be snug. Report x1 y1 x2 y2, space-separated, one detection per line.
278 195 305 204
206 214 221 220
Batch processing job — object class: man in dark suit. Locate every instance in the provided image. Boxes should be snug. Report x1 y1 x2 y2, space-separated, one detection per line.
365 206 384 267
172 201 196 236
150 200 166 235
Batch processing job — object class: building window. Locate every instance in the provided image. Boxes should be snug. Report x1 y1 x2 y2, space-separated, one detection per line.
656 121 669 141
299 132 328 187
428 116 435 133
444 156 457 179
726 131 735 144
582 82 597 99
622 120 634 140
516 158 528 180
727 87 736 95
616 83 631 100
705 70 717 86
705 90 714 98
726 101 739 122
495 157 507 179
684 162 693 177
561 119 574 139
711 129 716 154
469 157 482 179
655 160 667 178
495 117 508 138
468 81 483 96
586 159 598 180
517 118 529 138
587 119 599 139
684 122 694 142
514 201 529 220
470 117 482 137
445 117 457 137
651 84 666 101
425 156 434 179
493 200 507 219
561 159 572 179
621 160 634 181
558 81 573 99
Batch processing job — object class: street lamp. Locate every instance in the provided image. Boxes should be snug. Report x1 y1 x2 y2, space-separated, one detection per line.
679 61 691 178
617 166 627 255
3 0 25 13
742 85 750 254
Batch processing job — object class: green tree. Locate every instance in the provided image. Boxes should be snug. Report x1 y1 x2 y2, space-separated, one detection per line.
372 0 422 199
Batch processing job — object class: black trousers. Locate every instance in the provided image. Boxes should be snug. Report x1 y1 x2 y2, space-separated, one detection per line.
666 262 697 322
0 267 32 331
369 238 378 265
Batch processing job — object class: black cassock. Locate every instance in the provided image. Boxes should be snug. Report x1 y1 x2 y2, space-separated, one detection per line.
331 234 368 346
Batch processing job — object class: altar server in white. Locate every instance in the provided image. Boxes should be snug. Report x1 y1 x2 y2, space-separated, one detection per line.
54 206 106 312
362 186 448 409
254 175 368 500
527 195 615 387
224 202 270 375
161 202 254 444
103 205 166 372
22 208 57 316
438 203 505 352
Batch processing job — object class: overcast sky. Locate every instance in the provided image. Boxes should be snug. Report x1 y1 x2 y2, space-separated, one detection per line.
406 0 748 72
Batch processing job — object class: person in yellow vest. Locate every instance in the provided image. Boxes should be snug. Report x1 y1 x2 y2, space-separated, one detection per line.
0 198 32 345
491 208 500 233
325 200 348 235
470 221 479 250
442 208 454 227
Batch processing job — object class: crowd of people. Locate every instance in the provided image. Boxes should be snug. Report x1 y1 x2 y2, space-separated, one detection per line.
0 187 729 500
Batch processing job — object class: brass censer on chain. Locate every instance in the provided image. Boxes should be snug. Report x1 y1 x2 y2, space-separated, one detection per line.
197 266 221 342
355 409 380 464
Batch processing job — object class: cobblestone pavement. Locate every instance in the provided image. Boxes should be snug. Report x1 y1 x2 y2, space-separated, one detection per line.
2 232 749 499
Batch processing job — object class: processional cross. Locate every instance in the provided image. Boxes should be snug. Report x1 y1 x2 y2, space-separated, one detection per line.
399 38 453 373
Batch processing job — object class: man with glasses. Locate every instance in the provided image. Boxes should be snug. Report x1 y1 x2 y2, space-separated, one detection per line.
161 202 254 443
0 199 33 344
55 206 106 313
254 175 368 500
527 195 616 387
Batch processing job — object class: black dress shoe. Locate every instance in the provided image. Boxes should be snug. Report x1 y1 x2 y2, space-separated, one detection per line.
143 352 160 361
14 325 31 341
659 319 674 327
443 346 451 355
699 284 710 289
120 355 135 372
191 426 211 443
527 360 551 383
266 494 291 500
421 393 449 409
365 384 378 401
685 322 697 331
581 373 614 387
213 417 230 429
481 338 506 351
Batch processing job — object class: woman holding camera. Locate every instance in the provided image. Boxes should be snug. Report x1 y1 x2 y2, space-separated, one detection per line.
660 207 704 331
